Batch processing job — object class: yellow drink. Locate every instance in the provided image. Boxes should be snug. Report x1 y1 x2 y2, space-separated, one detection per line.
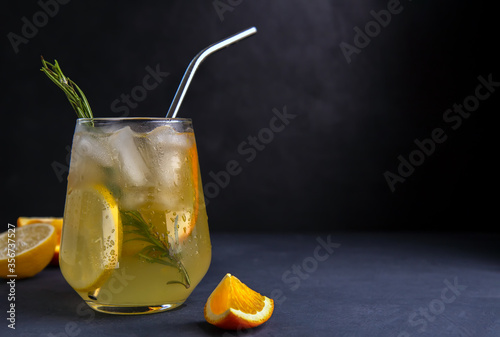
59 118 211 314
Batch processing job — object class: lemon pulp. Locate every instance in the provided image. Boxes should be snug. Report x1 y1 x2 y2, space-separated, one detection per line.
0 223 56 279
59 184 121 292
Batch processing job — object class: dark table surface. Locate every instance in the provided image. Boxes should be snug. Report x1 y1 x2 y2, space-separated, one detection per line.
2 232 500 337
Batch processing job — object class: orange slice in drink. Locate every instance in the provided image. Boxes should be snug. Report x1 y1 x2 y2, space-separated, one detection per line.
0 223 57 279
17 217 63 266
188 142 200 237
204 273 274 330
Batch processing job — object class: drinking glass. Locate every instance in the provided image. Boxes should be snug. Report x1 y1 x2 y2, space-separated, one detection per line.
59 118 211 314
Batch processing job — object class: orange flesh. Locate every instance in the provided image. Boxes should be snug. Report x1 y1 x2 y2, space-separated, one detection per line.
210 275 265 315
189 143 200 232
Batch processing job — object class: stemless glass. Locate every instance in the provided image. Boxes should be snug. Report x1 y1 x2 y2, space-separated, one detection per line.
59 118 211 314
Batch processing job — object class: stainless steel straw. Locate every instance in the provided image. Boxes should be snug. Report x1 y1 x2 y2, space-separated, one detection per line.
166 27 257 118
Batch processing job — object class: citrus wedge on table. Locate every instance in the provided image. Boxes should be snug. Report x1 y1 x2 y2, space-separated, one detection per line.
0 223 57 279
204 273 274 330
17 217 63 266
59 184 121 293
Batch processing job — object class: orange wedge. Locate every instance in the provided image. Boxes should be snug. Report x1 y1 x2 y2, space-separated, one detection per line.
204 273 274 330
17 217 62 266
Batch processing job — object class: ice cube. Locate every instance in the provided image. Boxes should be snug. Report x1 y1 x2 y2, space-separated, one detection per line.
109 126 149 186
147 124 190 148
120 186 149 210
71 132 114 167
145 125 191 188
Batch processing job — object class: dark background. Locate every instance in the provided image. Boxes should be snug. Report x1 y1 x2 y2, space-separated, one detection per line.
1 0 498 233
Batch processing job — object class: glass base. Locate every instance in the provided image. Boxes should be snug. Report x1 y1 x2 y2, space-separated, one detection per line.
86 300 185 315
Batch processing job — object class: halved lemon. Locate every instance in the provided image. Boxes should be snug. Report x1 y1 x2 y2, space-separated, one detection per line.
0 223 57 279
17 217 63 266
204 273 274 330
59 184 121 293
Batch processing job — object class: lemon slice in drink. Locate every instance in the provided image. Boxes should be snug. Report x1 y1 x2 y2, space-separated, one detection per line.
59 184 121 293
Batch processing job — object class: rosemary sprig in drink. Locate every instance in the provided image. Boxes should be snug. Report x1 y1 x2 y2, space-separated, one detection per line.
121 210 191 289
40 56 93 119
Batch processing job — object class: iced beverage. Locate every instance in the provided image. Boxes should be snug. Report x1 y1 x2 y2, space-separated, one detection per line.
59 118 211 314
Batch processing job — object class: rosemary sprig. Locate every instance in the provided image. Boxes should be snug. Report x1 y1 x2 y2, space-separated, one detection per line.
40 56 93 119
121 210 191 289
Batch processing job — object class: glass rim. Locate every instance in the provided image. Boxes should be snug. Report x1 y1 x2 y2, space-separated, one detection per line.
77 117 192 122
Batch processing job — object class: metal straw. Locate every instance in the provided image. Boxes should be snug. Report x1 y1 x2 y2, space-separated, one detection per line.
166 27 257 118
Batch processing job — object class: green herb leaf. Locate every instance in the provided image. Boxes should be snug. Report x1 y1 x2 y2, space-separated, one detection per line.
121 210 191 289
40 56 94 120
